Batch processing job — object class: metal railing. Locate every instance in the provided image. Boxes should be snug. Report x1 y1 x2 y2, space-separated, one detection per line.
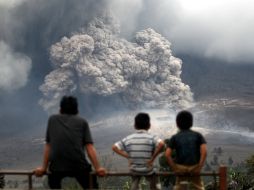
0 165 227 190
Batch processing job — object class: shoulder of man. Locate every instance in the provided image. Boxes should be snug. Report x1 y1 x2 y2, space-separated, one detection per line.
48 114 61 120
50 114 60 117
190 129 204 136
120 132 146 144
190 129 207 142
65 114 89 125
125 132 139 140
75 115 88 122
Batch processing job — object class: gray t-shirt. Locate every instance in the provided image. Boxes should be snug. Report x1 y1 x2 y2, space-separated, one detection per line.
46 114 93 172
166 129 206 165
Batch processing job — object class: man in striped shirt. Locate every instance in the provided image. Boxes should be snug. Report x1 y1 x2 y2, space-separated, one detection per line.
112 113 164 190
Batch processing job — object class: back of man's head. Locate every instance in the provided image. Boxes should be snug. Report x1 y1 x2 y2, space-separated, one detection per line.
60 96 78 115
135 113 150 130
176 110 193 130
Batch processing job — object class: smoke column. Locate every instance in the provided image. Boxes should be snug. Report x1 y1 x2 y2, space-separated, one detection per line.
40 14 193 112
0 41 31 92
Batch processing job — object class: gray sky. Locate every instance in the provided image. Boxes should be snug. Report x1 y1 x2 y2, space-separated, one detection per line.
109 0 254 63
0 0 253 69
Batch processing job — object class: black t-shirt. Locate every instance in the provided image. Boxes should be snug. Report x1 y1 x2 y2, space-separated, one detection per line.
46 114 93 172
166 129 206 165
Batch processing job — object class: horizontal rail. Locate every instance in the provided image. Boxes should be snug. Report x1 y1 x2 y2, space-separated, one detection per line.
0 165 227 190
0 170 219 176
0 170 34 175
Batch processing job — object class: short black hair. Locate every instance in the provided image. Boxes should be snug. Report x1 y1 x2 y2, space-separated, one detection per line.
60 96 78 115
134 113 150 130
176 110 193 130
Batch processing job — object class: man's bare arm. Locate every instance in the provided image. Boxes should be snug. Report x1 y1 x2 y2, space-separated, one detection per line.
193 143 207 174
148 141 165 166
165 147 177 172
34 143 50 177
86 143 106 176
112 144 129 159
199 144 207 166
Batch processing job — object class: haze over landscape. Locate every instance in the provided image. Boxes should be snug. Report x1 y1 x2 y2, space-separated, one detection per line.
0 0 254 171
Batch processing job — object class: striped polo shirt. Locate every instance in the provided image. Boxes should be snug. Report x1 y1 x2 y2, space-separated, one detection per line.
114 130 162 173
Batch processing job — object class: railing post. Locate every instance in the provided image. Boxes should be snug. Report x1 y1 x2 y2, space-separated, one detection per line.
151 174 156 189
212 170 217 190
28 174 33 190
89 173 94 190
219 165 227 190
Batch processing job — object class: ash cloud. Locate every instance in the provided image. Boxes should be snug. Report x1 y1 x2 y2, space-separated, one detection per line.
40 14 193 112
0 41 31 91
109 0 254 64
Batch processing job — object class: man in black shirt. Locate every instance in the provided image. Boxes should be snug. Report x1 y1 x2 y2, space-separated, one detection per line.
35 96 105 189
165 110 207 190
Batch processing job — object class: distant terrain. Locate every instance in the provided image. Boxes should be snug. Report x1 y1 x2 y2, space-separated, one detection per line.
0 97 254 171
1 58 254 171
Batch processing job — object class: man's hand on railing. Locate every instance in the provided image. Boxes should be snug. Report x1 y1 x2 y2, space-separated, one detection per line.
147 158 156 168
192 164 202 175
95 167 106 177
34 167 47 177
170 164 178 174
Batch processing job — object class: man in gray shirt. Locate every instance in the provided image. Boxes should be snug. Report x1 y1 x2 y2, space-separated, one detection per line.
35 96 105 189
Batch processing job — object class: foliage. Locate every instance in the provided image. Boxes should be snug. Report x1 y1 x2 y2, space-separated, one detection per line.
228 167 254 190
158 153 175 188
246 155 254 174
0 175 4 189
122 177 149 190
228 155 254 190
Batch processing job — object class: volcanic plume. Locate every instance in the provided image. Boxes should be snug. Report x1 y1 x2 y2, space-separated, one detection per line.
39 14 193 112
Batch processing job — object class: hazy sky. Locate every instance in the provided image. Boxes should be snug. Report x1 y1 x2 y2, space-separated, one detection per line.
110 0 254 63
175 0 254 63
0 0 253 68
